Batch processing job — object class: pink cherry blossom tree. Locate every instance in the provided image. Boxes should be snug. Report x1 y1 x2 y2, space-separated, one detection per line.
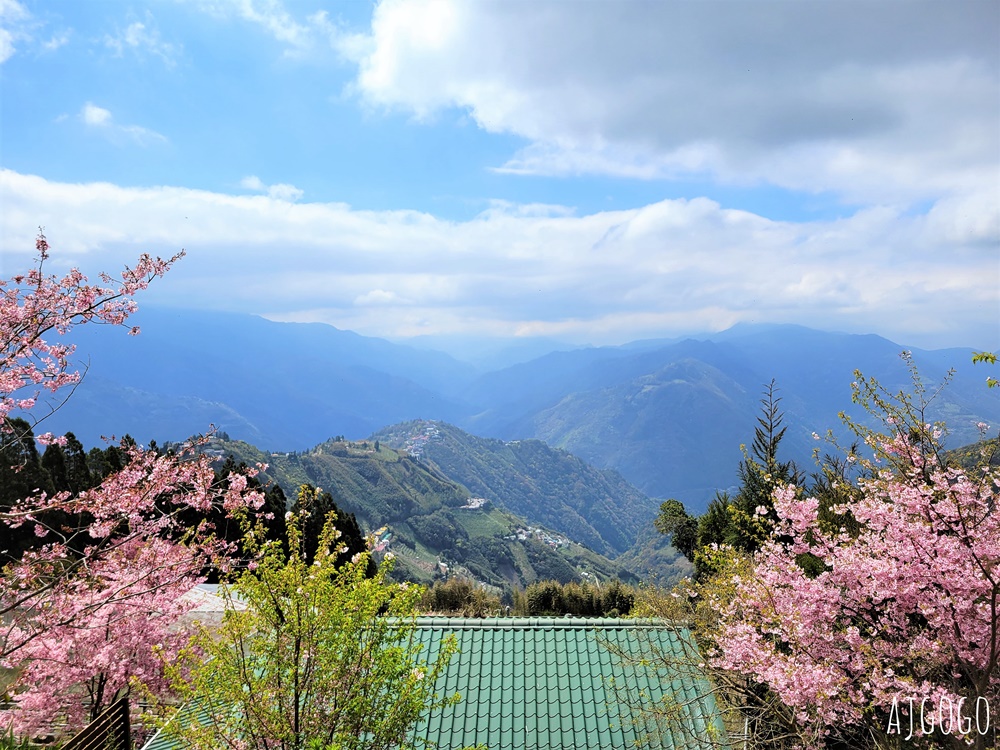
0 233 265 737
713 372 999 749
0 232 176 429
6 536 200 737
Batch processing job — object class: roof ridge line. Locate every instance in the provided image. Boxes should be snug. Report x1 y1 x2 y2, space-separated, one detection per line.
410 616 685 629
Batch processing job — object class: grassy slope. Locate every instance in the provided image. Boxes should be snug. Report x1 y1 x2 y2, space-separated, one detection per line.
371 420 658 557
208 436 636 591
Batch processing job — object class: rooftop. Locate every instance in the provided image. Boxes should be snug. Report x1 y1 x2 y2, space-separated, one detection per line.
406 617 725 750
143 617 727 750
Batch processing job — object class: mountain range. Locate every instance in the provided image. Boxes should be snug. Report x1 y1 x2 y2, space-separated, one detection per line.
39 308 1000 513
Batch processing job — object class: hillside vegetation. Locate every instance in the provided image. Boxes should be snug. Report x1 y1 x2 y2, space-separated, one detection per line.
371 420 655 556
208 435 640 592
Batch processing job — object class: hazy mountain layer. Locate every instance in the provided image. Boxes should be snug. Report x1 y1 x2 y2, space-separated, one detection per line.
39 310 1000 512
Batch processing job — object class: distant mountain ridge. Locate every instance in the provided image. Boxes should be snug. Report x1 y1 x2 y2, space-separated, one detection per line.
51 308 475 449
461 327 999 507
38 309 1000 513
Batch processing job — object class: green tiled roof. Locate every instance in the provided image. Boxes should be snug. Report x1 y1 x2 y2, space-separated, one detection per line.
143 617 726 750
409 617 726 750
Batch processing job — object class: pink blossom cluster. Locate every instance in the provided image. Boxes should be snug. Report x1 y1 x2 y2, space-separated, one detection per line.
714 434 999 744
2 536 199 736
0 235 266 736
0 232 179 424
1 441 265 734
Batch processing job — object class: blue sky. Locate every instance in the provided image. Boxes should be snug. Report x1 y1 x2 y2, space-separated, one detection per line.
1 0 998 350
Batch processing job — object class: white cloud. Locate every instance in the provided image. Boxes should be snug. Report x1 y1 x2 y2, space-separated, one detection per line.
104 15 180 68
82 102 112 127
226 0 312 49
347 1 999 208
240 175 303 202
1 169 996 350
0 27 15 63
266 183 304 202
0 0 29 63
0 0 71 62
41 29 70 52
240 175 266 191
355 289 404 306
180 0 353 59
78 103 167 146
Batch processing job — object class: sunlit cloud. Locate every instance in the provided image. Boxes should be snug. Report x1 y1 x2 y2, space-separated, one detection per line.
41 29 70 52
240 175 304 202
77 103 167 147
178 0 353 60
104 14 180 68
0 0 30 64
1 169 995 350
348 1 998 208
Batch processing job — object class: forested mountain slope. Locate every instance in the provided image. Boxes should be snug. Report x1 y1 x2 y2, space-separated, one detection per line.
462 327 1000 508
208 436 643 591
371 420 656 557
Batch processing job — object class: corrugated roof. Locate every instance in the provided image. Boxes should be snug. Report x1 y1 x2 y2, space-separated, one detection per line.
408 617 725 750
143 617 726 750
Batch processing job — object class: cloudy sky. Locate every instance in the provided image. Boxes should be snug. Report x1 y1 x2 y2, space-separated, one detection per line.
1 0 997 350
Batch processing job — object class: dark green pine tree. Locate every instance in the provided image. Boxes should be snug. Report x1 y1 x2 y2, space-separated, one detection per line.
41 442 70 493
725 379 801 553
697 492 733 548
62 432 93 492
86 442 128 482
0 418 56 562
655 382 803 579
653 498 699 563
176 455 287 582
0 418 54 505
256 483 289 554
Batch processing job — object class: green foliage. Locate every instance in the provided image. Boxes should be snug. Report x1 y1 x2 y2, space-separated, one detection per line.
290 484 371 573
0 418 53 506
945 436 1000 471
521 539 579 584
610 525 692 588
0 420 121 564
724 380 801 553
628 550 756 747
654 381 801 579
203 434 634 595
514 579 636 617
419 577 502 616
162 499 459 750
695 494 731 550
652 499 698 562
839 351 953 472
408 508 467 550
972 350 998 388
0 727 32 750
633 354 1000 749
